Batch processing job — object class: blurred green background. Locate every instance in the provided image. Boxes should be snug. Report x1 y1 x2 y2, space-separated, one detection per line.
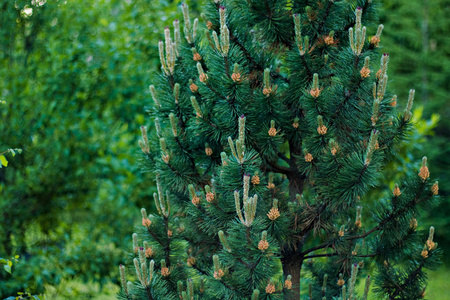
0 0 448 299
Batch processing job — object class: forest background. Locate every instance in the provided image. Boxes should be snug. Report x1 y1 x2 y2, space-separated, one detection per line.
0 0 448 299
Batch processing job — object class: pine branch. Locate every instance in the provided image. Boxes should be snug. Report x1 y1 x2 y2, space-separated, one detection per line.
300 54 313 79
312 0 335 41
190 261 209 276
223 56 231 78
147 226 165 247
174 136 197 173
210 1 290 84
301 182 432 257
303 252 377 259
300 238 332 257
329 56 363 122
231 30 290 83
163 216 172 266
278 151 293 166
205 82 228 101
389 261 425 300
144 286 155 300
264 160 293 175
251 141 295 175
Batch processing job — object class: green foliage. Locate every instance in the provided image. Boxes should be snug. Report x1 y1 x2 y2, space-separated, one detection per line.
0 256 19 274
43 279 118 300
0 0 182 296
3 292 45 300
0 100 22 168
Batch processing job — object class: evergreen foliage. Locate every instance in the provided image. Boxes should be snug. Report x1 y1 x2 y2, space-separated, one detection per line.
120 1 441 299
379 0 450 258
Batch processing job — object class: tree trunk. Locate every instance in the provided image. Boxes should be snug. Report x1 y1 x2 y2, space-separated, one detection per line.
282 141 306 299
281 252 304 300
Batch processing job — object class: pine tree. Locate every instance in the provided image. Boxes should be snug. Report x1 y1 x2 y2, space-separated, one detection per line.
118 1 441 299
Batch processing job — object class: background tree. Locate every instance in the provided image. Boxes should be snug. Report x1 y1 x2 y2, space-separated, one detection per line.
119 1 441 300
379 0 450 259
0 0 183 296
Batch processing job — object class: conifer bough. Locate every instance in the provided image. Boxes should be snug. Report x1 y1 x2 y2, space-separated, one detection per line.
120 1 441 299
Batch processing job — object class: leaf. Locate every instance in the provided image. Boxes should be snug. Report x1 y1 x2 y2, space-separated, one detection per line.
4 263 11 274
0 155 8 167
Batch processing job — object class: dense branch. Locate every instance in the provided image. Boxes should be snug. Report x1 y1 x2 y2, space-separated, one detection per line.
301 184 431 257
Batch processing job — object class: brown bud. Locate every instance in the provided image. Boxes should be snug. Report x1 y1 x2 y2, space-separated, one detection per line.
205 147 213 156
390 95 397 107
338 226 345 237
427 239 436 251
304 153 313 162
331 147 337 156
251 175 260 185
206 192 215 203
193 53 202 61
161 267 170 277
267 207 280 220
393 184 401 197
317 125 327 135
370 36 380 47
360 67 370 78
421 248 428 258
199 73 208 83
142 218 152 227
145 247 154 258
187 257 196 266
263 87 272 96
268 127 277 137
431 181 439 195
376 69 382 79
265 283 276 294
410 218 418 230
419 166 430 181
258 240 269 251
231 72 241 82
190 83 198 93
214 269 224 279
284 279 292 290
324 35 334 45
191 196 200 206
310 87 321 98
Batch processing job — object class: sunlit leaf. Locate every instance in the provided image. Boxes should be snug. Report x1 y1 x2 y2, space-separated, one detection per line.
0 155 8 167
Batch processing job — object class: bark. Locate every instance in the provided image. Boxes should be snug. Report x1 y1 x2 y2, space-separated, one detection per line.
281 251 304 300
284 163 305 299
